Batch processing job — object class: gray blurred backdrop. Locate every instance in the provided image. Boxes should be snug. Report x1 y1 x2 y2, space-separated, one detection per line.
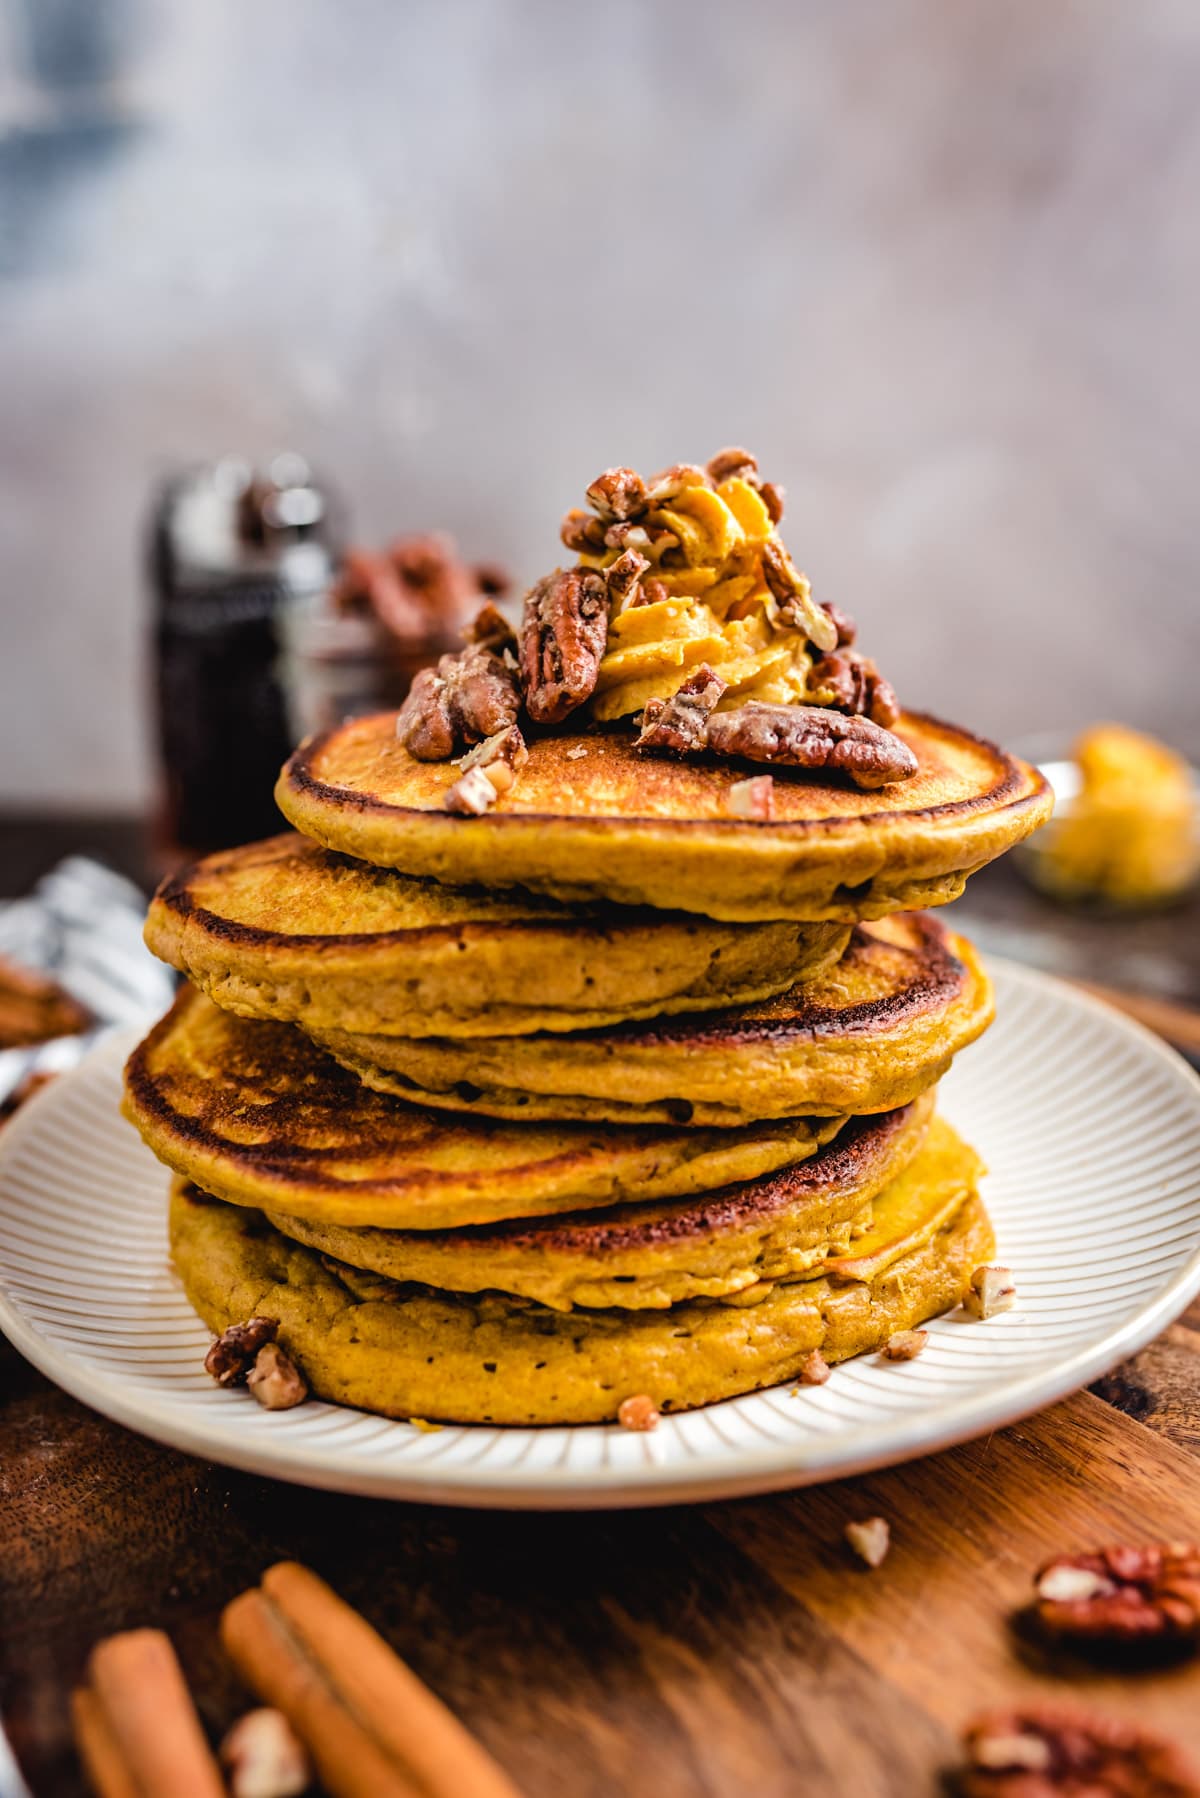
1 0 1197 810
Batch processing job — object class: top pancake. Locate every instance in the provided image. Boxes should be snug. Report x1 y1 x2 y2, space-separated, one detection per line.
144 833 848 1038
277 710 1052 921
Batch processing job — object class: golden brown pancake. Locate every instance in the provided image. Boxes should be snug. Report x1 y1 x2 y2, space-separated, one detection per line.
144 833 848 1038
314 913 993 1128
169 1119 993 1425
266 1096 936 1311
276 710 1051 922
122 986 847 1229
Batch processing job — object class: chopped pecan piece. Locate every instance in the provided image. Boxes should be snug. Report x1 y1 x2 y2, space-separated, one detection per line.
641 578 669 607
605 547 650 612
585 467 648 522
520 567 610 724
617 1394 661 1432
445 725 528 813
635 664 728 757
705 703 918 788
797 1349 831 1386
964 1265 1016 1319
809 649 900 729
395 638 521 760
645 462 712 505
464 601 518 653
727 775 775 820
958 1706 1200 1797
1034 1545 1200 1648
560 507 607 554
706 446 758 484
603 521 678 558
820 600 858 646
246 1341 308 1410
883 1329 927 1361
845 1517 891 1568
205 1318 279 1388
759 480 785 524
762 539 839 653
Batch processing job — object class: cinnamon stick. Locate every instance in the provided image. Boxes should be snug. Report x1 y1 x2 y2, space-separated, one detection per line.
221 1561 523 1798
69 1688 139 1798
83 1629 224 1798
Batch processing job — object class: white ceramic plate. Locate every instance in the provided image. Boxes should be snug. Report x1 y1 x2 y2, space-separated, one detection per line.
1 958 1199 1510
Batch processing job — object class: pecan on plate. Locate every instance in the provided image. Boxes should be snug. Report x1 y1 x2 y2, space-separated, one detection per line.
634 664 728 757
444 725 528 814
809 650 901 729
246 1341 308 1411
205 1318 279 1387
958 1705 1200 1797
585 467 649 523
705 703 918 789
520 567 610 724
1034 1544 1200 1650
395 637 521 761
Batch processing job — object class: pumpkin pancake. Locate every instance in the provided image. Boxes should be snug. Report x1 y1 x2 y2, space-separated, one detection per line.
169 1119 993 1425
145 833 848 1038
267 1096 936 1311
276 711 1051 923
122 987 847 1230
313 913 993 1128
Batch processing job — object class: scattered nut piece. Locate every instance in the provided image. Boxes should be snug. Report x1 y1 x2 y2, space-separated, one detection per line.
444 765 503 815
635 664 728 757
845 1516 891 1569
617 1394 661 1432
221 1708 310 1798
565 744 588 760
205 1318 279 1388
1034 1544 1200 1649
958 1706 1200 1797
446 723 528 812
883 1330 928 1362
246 1341 308 1411
964 1265 1017 1320
798 1349 831 1386
727 774 775 820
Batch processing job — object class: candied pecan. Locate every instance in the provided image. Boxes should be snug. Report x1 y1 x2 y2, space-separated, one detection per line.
585 467 648 523
221 1709 310 1798
958 1706 1200 1797
395 639 521 760
762 540 839 653
445 725 528 813
1034 1545 1200 1648
644 462 712 505
604 520 679 558
706 446 758 485
605 547 650 611
704 703 918 788
809 648 900 728
634 664 728 757
205 1318 279 1388
617 1394 660 1432
845 1517 891 1568
820 600 858 646
246 1341 308 1410
560 507 607 554
727 774 775 820
759 480 785 524
520 567 610 724
464 601 517 653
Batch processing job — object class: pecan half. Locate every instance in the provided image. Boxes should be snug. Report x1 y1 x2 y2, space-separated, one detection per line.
585 467 648 522
205 1318 279 1387
809 650 900 729
958 1706 1200 1797
395 639 521 760
635 664 728 756
520 567 610 724
605 547 650 612
705 703 918 788
445 725 528 813
560 507 607 554
706 446 758 485
1034 1544 1200 1649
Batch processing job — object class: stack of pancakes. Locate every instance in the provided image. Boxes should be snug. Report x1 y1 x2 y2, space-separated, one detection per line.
123 711 1049 1425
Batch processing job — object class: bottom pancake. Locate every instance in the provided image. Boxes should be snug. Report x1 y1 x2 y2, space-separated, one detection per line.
264 1097 940 1311
170 1123 993 1425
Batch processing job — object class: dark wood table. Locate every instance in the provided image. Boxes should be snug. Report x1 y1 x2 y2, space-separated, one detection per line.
3 815 1200 1797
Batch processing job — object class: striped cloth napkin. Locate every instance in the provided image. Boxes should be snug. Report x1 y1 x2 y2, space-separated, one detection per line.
0 857 175 1108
